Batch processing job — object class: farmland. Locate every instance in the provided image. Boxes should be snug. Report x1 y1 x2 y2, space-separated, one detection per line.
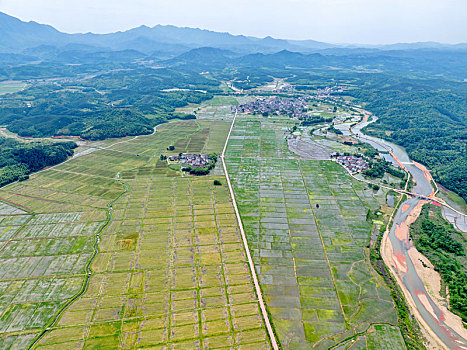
0 81 26 95
0 95 406 349
0 116 269 349
176 96 248 122
1 11 466 348
225 114 405 348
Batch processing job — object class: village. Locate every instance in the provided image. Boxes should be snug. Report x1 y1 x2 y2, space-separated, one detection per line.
232 85 350 119
168 153 211 167
316 85 346 98
332 153 370 173
232 96 310 118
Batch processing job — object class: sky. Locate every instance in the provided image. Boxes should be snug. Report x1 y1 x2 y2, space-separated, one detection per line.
0 0 466 44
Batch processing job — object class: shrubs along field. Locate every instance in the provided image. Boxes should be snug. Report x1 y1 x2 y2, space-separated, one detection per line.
0 116 270 349
225 115 405 349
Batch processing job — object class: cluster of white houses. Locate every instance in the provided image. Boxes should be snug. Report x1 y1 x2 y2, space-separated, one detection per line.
232 96 309 118
168 153 211 168
333 153 370 173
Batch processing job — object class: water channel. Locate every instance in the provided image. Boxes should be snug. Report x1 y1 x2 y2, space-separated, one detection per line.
351 118 467 349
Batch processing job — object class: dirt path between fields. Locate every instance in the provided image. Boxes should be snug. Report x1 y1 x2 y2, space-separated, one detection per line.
220 111 279 350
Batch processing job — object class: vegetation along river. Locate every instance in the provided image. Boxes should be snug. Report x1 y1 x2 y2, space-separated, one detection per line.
352 118 467 349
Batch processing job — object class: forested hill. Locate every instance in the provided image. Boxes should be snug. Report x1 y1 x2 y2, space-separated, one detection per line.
411 205 467 323
0 138 77 187
347 75 467 201
0 68 216 140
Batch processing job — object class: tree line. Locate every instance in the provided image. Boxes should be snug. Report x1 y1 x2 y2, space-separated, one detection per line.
0 137 77 187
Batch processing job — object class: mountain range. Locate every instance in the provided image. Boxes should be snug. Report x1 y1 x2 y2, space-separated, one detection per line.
1 11 467 82
1 11 466 61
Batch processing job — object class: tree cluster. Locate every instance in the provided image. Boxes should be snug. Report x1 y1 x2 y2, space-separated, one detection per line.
411 205 467 322
0 137 77 187
182 154 218 176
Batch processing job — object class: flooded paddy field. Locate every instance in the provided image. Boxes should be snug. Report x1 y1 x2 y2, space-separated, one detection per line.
225 115 404 349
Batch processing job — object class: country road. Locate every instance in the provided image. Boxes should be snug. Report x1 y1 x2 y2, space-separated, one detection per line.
220 111 279 350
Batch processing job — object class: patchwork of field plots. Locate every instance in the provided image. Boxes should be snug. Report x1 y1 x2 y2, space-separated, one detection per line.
333 324 406 350
0 94 406 349
0 202 107 349
0 118 270 349
0 122 193 349
225 115 404 349
35 176 268 349
226 118 295 160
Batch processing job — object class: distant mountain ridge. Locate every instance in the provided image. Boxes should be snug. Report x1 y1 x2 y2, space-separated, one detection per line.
0 11 333 56
1 11 465 58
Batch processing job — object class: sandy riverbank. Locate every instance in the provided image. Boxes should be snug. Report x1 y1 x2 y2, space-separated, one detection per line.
382 194 467 350
381 211 448 349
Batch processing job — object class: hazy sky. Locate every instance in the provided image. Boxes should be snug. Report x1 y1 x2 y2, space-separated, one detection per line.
1 0 466 44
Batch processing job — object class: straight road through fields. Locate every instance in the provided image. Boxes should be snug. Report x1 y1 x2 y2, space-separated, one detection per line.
221 111 279 350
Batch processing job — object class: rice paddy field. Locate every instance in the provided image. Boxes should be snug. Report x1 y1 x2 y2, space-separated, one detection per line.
0 95 406 349
225 115 405 349
0 118 270 349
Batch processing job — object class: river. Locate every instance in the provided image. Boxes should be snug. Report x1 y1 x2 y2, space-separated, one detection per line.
350 118 467 349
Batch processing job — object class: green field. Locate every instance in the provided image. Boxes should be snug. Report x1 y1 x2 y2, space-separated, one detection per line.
0 81 27 95
0 118 270 349
176 95 253 121
0 96 406 349
225 115 404 348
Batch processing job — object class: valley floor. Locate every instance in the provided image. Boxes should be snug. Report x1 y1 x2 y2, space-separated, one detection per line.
0 96 406 349
225 115 405 349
